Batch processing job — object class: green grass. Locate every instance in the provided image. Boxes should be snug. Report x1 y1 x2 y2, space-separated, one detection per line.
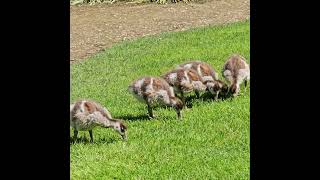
71 21 250 179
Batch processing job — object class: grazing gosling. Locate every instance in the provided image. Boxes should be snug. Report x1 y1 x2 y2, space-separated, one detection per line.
70 100 127 142
162 68 207 104
178 61 229 100
222 54 250 97
128 76 184 119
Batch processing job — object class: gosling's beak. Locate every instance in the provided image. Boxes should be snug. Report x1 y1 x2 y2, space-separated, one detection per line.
121 133 127 141
177 111 182 120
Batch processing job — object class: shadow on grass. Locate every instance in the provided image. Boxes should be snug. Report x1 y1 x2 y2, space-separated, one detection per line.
116 114 151 121
198 92 235 102
118 93 233 121
70 136 118 145
116 113 176 121
183 93 224 104
182 93 215 106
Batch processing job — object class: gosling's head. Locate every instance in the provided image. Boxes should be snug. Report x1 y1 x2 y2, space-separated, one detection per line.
170 97 184 119
113 119 128 140
229 83 239 97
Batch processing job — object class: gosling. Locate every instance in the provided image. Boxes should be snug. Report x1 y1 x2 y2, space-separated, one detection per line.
128 76 184 119
178 61 229 100
162 68 207 104
222 54 250 97
70 100 127 142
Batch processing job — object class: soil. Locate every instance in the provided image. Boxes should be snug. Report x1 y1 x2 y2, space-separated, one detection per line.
70 0 250 63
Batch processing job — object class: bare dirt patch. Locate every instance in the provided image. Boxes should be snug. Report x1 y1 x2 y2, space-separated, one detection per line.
70 0 249 63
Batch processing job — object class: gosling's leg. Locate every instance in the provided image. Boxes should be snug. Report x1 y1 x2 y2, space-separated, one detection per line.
147 103 154 119
89 130 93 143
73 129 78 141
